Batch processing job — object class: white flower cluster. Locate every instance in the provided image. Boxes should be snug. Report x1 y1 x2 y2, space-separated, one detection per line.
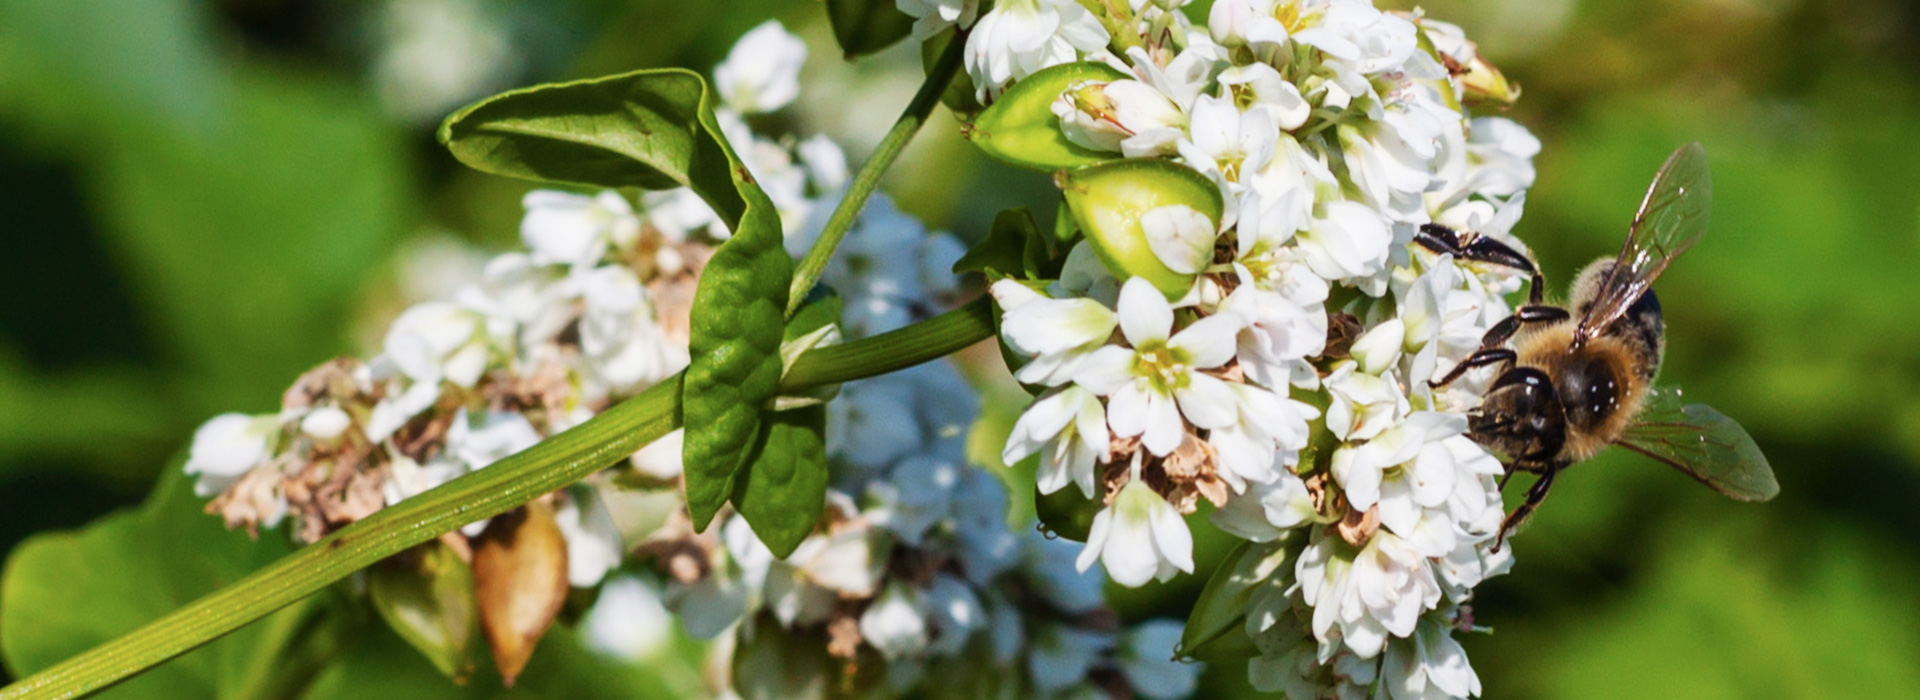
922 0 1541 696
185 20 1196 699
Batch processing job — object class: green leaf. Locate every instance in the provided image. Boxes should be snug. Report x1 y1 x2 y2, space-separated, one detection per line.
1034 478 1100 542
440 69 792 531
300 619 692 700
1058 159 1223 299
0 467 332 700
966 61 1129 171
827 0 915 58
730 406 830 559
953 208 1042 278
921 29 983 115
1179 537 1293 662
368 541 481 683
682 177 792 530
438 69 747 228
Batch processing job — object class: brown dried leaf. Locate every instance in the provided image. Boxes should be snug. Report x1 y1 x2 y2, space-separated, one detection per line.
472 501 570 686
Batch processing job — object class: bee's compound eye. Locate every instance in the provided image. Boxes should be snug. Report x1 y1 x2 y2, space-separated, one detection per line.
1562 357 1620 428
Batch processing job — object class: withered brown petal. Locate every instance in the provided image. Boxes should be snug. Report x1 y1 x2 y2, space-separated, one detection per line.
472 501 570 686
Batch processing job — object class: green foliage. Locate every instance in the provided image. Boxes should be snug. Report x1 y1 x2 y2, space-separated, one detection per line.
1058 159 1223 298
0 468 331 699
368 542 481 683
682 177 793 530
438 69 748 226
731 406 830 559
299 622 691 700
951 207 1056 279
965 61 1128 171
1033 478 1099 543
1179 538 1292 663
437 67 801 534
826 0 915 58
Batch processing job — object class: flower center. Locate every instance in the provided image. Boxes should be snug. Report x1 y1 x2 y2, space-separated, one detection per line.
1131 340 1191 393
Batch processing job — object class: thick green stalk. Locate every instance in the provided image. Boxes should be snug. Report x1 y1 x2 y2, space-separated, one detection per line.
0 298 994 700
786 31 966 316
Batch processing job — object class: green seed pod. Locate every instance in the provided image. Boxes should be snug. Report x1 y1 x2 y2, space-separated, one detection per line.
1058 160 1224 299
966 61 1129 171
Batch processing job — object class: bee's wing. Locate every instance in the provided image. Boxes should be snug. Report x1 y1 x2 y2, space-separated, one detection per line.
1574 143 1712 344
1613 387 1778 502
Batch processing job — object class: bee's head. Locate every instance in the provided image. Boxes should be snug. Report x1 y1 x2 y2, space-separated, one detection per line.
1469 367 1567 464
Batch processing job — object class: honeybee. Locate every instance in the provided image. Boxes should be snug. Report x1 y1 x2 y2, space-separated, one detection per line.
1417 143 1778 551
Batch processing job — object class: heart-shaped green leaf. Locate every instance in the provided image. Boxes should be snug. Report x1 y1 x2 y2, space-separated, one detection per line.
828 0 915 58
966 61 1129 171
438 69 748 228
1058 159 1222 299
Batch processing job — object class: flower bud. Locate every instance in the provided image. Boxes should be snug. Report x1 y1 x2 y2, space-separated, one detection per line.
1350 318 1406 375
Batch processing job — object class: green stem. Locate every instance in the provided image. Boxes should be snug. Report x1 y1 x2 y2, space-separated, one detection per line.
0 298 995 700
786 31 966 316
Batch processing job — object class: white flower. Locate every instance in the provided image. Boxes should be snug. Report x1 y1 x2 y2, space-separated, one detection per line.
1002 385 1108 498
1118 620 1202 700
383 453 464 506
964 0 1109 101
1296 200 1393 283
1178 94 1278 208
298 406 352 442
1207 0 1295 52
1323 360 1408 442
1074 278 1244 457
1349 317 1406 375
1126 45 1221 113
556 487 625 588
581 575 673 660
797 133 849 192
1293 1 1418 75
791 529 888 598
897 0 981 41
861 581 931 660
991 279 1119 387
519 190 639 269
1339 121 1437 225
642 188 723 241
1076 459 1194 587
629 428 684 480
1053 79 1188 157
714 20 807 114
1382 616 1482 700
446 408 542 471
577 265 683 392
1332 412 1466 557
381 300 510 389
1142 204 1219 275
1209 382 1317 492
1297 528 1442 659
1462 117 1540 198
1218 62 1309 131
1209 471 1318 541
184 414 279 496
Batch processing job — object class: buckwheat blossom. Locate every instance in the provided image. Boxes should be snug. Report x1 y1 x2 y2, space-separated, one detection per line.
714 20 807 114
897 0 981 41
1078 456 1195 586
961 1 1541 694
963 0 1110 101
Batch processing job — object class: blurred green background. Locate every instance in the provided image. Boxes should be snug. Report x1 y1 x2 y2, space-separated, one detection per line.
2 0 1918 697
